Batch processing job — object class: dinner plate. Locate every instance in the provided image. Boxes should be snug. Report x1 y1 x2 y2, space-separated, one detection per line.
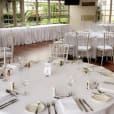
99 72 114 78
91 94 112 102
26 102 46 112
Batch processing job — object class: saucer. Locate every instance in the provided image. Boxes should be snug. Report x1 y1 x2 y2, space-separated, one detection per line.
91 94 112 102
26 102 46 112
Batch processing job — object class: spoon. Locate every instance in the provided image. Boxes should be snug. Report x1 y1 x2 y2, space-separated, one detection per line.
35 102 40 114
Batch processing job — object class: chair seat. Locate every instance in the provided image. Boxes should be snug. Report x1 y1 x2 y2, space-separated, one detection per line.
78 46 91 51
0 52 13 58
0 47 11 51
64 44 75 48
97 45 113 51
54 40 63 44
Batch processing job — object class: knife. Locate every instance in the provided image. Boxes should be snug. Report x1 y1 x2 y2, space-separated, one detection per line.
35 102 40 114
82 99 93 111
0 99 17 109
78 99 88 112
75 99 83 111
47 103 50 114
104 81 114 85
52 102 57 114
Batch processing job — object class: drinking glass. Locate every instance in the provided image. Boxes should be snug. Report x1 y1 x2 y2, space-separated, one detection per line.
22 80 29 95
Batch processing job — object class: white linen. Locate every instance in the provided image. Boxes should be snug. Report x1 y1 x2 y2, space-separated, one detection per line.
0 62 114 114
99 82 114 94
55 97 81 114
0 24 70 46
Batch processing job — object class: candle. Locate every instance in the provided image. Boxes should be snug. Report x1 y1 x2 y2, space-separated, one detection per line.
52 87 56 97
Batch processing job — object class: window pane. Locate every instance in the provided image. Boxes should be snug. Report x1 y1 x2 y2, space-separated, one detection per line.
1 0 69 27
3 1 14 27
39 0 48 25
24 0 36 26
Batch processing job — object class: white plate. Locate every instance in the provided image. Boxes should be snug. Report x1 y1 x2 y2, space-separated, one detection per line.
92 94 112 102
26 102 46 112
98 72 114 78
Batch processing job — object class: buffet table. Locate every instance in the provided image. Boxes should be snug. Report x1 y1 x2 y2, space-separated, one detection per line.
0 61 114 114
0 24 70 46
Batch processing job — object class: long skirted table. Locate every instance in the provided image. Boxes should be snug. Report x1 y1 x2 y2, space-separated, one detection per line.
0 24 70 47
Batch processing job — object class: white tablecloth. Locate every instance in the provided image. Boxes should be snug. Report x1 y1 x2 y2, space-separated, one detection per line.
0 24 70 46
97 24 114 32
0 61 114 114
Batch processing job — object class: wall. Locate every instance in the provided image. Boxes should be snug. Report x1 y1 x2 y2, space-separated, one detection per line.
70 6 97 30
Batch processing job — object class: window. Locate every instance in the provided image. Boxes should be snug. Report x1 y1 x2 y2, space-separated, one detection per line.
99 0 114 23
50 0 69 24
0 0 69 27
3 1 14 27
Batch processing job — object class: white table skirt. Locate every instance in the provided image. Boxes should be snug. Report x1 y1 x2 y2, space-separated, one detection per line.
0 61 114 114
0 24 70 46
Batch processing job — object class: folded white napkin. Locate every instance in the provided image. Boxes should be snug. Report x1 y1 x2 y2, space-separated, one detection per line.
99 82 114 94
0 112 8 114
6 64 18 70
55 97 81 114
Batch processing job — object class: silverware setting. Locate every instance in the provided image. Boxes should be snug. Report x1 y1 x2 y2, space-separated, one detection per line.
103 81 114 85
52 102 57 114
82 99 93 111
0 99 17 109
35 102 40 114
78 98 93 112
78 99 88 112
46 102 58 114
75 99 84 111
47 103 51 114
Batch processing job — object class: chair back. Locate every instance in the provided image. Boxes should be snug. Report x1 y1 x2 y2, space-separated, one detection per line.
76 32 90 47
63 32 76 46
104 32 114 47
50 43 69 62
0 36 14 64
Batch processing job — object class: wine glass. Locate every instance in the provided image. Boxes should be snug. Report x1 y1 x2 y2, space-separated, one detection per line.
22 80 29 95
67 76 74 87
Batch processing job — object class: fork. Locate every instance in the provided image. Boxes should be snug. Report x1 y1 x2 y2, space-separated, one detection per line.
35 102 40 114
52 102 57 114
47 103 50 114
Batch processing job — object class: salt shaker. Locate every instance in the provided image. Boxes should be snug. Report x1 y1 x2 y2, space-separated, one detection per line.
86 81 90 89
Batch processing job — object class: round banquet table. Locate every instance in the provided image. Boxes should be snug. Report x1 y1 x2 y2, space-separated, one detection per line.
0 61 114 114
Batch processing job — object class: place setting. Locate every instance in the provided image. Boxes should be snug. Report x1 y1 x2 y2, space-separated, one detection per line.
87 80 114 103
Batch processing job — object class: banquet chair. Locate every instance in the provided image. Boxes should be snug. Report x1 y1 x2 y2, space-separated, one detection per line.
63 32 76 59
76 32 91 63
96 32 114 66
50 43 69 62
0 38 14 65
53 31 64 44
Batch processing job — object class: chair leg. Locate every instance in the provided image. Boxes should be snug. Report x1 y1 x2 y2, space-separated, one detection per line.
112 51 114 63
101 54 104 66
87 51 89 63
106 56 108 62
113 55 114 63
